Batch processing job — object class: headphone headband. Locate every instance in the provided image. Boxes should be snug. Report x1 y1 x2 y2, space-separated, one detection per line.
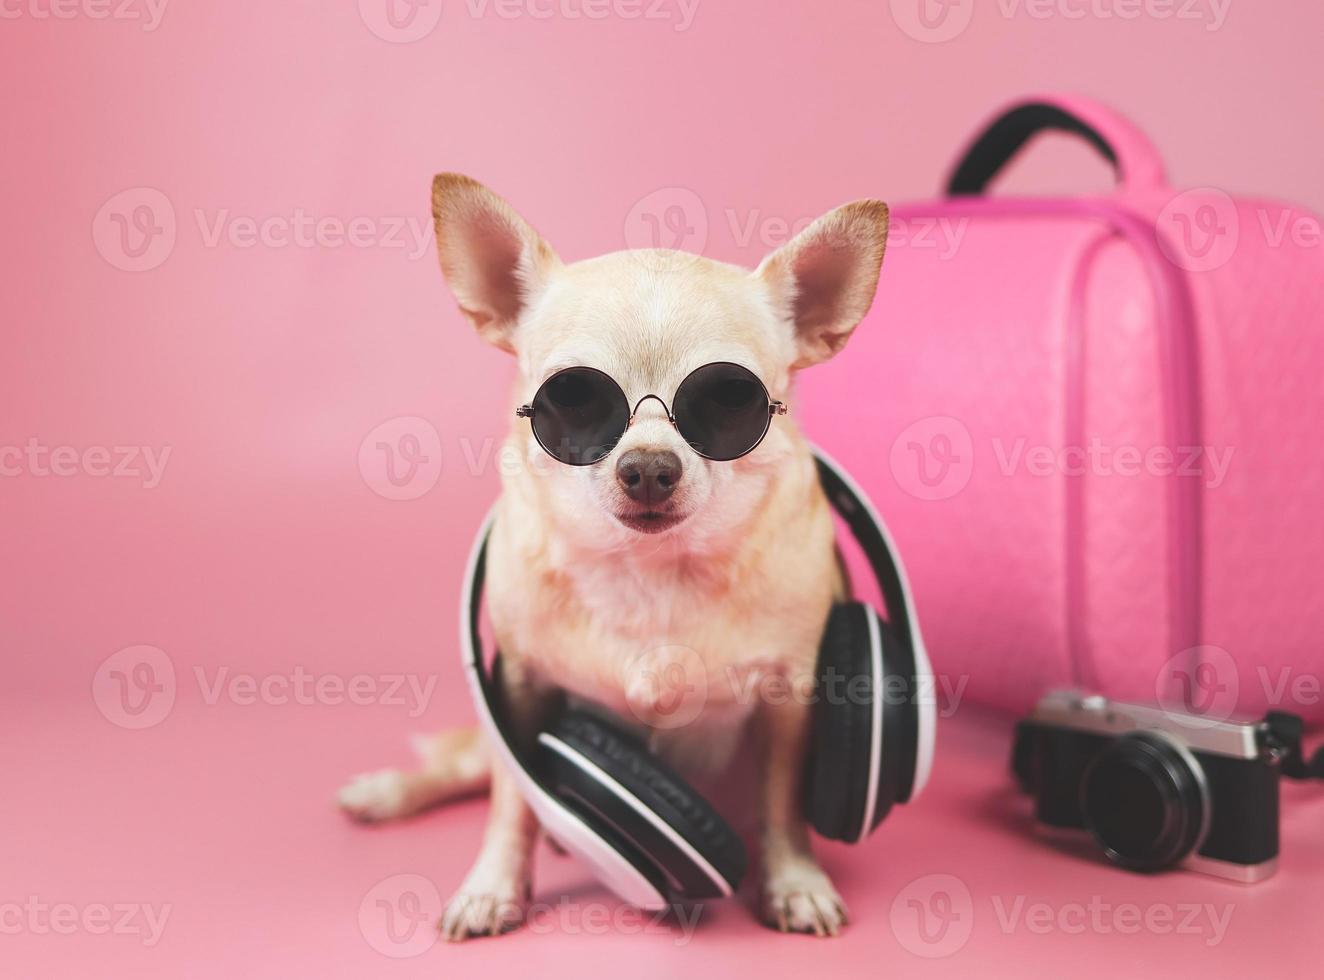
459 507 673 908
813 450 915 653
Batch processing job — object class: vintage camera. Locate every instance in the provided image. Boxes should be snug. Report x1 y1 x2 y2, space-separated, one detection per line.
1012 691 1322 882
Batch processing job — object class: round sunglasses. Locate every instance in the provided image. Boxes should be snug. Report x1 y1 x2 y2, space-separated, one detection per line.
516 362 787 466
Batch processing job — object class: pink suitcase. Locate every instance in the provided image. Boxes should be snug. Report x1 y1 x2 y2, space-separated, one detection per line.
800 94 1324 724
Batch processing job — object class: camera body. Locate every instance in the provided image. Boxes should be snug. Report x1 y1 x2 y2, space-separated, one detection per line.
1013 691 1283 882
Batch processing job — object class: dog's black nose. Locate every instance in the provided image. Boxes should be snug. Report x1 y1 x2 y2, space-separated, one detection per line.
616 450 682 505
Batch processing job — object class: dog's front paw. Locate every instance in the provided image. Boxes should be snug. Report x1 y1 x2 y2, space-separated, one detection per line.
337 769 417 822
759 858 849 937
439 872 530 942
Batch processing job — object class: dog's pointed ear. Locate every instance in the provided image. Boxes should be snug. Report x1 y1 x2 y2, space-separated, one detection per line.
755 200 889 369
431 174 561 354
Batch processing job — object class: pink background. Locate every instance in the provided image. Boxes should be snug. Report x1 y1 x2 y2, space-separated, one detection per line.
3 2 1322 976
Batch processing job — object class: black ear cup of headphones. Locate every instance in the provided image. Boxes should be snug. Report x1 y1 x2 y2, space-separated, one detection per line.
536 711 747 901
804 602 921 843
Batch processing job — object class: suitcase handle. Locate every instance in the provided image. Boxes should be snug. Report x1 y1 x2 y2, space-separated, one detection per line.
946 94 1167 196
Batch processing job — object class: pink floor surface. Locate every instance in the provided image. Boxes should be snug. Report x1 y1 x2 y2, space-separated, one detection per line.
11 704 1321 977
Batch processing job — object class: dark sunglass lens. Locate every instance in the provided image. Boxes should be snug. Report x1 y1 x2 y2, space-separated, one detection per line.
531 368 629 465
673 363 772 461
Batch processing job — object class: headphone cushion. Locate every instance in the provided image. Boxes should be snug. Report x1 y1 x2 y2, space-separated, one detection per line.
542 711 747 896
806 602 921 842
805 602 876 841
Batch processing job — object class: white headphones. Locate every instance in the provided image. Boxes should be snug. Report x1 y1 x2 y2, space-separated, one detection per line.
460 449 936 909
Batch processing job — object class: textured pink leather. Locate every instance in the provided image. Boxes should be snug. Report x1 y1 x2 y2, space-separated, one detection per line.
800 96 1324 724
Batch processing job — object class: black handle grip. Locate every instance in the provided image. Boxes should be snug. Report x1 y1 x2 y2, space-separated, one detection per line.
946 101 1120 197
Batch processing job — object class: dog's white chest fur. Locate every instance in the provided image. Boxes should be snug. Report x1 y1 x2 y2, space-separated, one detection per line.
516 549 769 771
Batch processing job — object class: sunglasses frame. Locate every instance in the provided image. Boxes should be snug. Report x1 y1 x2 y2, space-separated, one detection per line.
516 361 787 466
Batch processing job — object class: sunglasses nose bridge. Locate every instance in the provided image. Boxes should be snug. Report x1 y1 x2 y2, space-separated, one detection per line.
628 393 675 427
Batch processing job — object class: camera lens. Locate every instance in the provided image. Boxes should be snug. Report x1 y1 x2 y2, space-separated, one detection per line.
1080 732 1208 871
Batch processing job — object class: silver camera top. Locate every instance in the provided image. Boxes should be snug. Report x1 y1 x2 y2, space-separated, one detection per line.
1028 690 1262 761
